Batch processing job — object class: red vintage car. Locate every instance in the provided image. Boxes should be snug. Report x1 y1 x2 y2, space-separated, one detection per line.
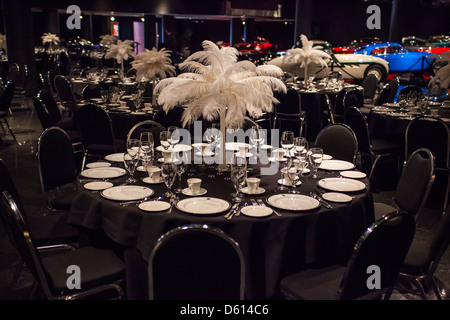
333 37 382 54
217 37 277 54
402 36 450 55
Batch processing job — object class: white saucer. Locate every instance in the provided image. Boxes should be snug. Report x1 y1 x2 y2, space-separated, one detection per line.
322 192 353 203
142 177 164 184
158 158 173 163
241 205 272 218
278 179 302 186
241 187 266 195
195 151 215 157
138 201 171 212
235 152 253 158
83 181 114 191
181 188 207 196
269 157 288 162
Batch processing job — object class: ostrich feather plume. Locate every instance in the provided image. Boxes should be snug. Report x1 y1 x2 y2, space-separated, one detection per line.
41 33 60 46
155 40 286 129
99 34 118 46
104 40 135 64
131 47 176 82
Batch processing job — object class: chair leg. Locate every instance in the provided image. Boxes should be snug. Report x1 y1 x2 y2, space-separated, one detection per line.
1 118 17 143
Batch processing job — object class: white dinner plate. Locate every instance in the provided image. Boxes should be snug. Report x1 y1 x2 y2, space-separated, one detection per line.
86 161 111 169
176 197 231 215
156 145 192 152
241 205 272 218
319 160 355 171
104 153 124 162
138 201 171 212
241 187 266 195
340 170 367 179
318 178 366 192
260 145 273 150
80 167 127 179
268 157 288 162
322 154 333 160
83 181 114 191
181 188 208 196
383 102 400 108
267 194 320 211
322 192 353 203
101 185 154 201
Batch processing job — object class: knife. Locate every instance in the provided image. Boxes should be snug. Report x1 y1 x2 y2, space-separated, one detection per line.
310 192 333 209
224 203 239 219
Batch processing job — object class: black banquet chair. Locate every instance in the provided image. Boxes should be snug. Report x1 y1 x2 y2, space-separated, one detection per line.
127 120 165 148
148 224 245 300
0 190 125 300
74 104 126 169
0 80 18 143
374 83 392 106
361 73 379 104
396 206 450 300
54 75 77 116
279 211 416 300
81 84 102 100
373 148 435 223
272 88 306 137
314 123 358 163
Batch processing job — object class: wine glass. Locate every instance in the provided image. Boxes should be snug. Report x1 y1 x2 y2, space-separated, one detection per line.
159 131 171 150
173 151 188 194
309 147 323 179
230 154 247 202
161 162 177 198
294 137 307 158
250 125 265 157
123 150 139 184
281 131 294 158
139 132 154 170
167 126 180 150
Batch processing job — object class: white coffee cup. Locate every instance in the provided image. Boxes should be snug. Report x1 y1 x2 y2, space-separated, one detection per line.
246 177 260 194
274 148 285 160
162 150 173 162
146 167 161 183
187 178 202 194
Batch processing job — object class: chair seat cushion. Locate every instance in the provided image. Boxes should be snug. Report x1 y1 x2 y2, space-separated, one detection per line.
42 246 125 294
374 202 398 220
401 239 432 275
28 211 79 247
280 264 346 300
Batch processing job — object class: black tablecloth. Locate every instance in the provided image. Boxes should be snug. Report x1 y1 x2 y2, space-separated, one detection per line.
68 153 374 299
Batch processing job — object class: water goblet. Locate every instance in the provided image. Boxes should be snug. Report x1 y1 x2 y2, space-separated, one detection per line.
230 154 247 202
161 162 177 198
294 137 307 157
123 150 139 184
281 131 294 158
250 125 265 157
286 160 303 193
309 147 323 179
173 151 188 194
159 131 171 150
168 126 180 148
139 132 154 169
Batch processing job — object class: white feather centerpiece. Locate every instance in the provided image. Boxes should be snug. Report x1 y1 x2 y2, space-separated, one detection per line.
283 34 331 86
41 33 60 53
104 40 136 77
99 34 118 47
154 40 286 167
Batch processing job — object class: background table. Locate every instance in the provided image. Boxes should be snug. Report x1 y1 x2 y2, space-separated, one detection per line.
68 155 375 299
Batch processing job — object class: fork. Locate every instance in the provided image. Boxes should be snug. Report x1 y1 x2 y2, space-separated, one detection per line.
256 198 282 216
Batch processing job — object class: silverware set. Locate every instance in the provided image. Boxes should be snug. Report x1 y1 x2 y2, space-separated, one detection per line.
310 190 333 209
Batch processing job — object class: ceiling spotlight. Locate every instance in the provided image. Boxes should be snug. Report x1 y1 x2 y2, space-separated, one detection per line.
110 16 115 21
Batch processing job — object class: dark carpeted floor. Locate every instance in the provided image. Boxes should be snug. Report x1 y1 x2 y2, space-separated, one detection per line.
0 97 448 300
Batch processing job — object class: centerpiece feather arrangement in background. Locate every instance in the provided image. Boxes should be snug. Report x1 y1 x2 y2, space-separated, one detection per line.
105 39 135 77
99 34 118 47
41 33 60 53
131 47 176 82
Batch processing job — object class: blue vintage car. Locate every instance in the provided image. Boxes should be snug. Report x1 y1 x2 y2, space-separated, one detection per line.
353 42 436 73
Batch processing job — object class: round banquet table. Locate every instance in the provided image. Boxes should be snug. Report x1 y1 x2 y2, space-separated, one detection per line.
67 152 375 300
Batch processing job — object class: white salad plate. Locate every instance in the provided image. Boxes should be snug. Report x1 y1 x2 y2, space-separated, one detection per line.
241 205 272 217
86 162 111 169
104 153 125 162
322 192 353 203
83 181 113 191
319 160 355 171
339 170 367 179
100 185 154 201
138 201 171 212
318 178 366 192
80 167 127 179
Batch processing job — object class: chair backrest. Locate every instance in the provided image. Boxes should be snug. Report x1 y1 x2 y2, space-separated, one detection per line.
274 88 301 117
301 93 334 141
344 106 372 155
0 81 15 112
314 123 358 163
37 90 62 124
361 74 379 100
374 83 392 106
32 96 52 130
0 159 26 214
344 88 364 109
148 224 245 300
74 104 116 148
405 117 450 169
333 87 350 117
387 77 400 102
37 127 78 192
394 148 435 221
127 120 165 147
81 84 102 100
338 211 415 300
8 63 27 88
54 75 76 103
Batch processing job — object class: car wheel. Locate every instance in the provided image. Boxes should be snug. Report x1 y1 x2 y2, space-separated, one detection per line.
365 65 385 81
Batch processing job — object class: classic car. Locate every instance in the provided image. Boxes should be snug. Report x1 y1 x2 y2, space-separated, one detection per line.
267 50 389 81
401 36 450 55
428 35 450 47
353 42 436 74
217 37 277 54
333 37 382 54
